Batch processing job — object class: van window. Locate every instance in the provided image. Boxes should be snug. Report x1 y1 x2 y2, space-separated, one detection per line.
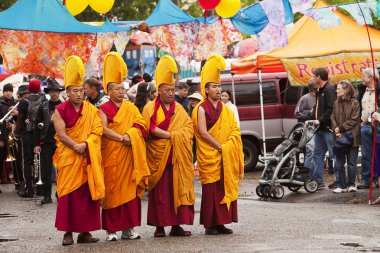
285 86 299 105
221 82 278 106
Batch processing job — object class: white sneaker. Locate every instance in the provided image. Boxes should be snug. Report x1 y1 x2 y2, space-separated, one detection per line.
121 228 141 240
333 187 348 193
348 186 357 192
106 232 118 241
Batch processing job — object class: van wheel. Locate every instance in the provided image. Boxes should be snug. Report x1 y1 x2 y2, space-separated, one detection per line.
243 139 258 172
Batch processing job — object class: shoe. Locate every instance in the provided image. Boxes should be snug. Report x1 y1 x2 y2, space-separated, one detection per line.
121 228 141 240
357 183 370 189
216 225 233 234
77 232 99 243
106 232 118 242
205 227 218 235
62 232 74 246
318 183 325 189
154 227 165 237
328 181 339 189
333 188 348 193
348 186 357 192
169 226 192 236
41 196 52 205
20 190 33 198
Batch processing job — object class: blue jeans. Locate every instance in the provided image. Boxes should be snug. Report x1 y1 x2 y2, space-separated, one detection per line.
304 136 314 174
313 130 337 184
360 124 373 185
335 147 358 189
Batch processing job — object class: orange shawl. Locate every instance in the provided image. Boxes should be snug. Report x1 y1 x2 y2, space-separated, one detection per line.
142 99 195 212
192 101 244 209
54 101 105 200
101 101 150 209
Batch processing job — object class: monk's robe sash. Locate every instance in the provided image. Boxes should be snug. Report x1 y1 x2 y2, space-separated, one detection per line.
101 100 150 209
192 101 244 209
54 101 105 200
143 98 195 213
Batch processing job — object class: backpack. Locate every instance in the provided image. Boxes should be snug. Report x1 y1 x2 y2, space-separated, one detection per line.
24 95 43 131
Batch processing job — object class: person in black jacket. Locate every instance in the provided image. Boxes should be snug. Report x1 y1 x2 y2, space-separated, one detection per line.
0 108 7 193
310 68 337 189
14 79 46 198
0 83 17 184
34 78 63 204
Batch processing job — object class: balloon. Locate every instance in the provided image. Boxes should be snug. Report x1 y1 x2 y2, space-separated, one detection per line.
65 0 88 16
88 0 115 14
198 0 221 11
215 0 241 18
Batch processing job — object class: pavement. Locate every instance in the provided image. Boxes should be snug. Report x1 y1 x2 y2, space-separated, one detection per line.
1 170 380 253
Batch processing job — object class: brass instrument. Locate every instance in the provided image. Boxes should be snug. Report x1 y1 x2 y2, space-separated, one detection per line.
34 150 44 196
0 102 19 124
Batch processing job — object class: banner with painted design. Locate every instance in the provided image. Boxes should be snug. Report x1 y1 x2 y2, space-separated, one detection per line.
280 52 380 85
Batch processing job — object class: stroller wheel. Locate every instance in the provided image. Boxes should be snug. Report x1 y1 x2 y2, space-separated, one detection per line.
262 185 271 198
288 186 301 192
271 185 284 199
304 177 318 193
256 185 264 198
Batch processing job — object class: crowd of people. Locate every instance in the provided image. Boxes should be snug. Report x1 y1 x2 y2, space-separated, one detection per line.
294 67 380 194
0 52 243 246
1 51 380 246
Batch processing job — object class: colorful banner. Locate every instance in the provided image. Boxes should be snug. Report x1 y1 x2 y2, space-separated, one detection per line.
0 29 96 78
280 52 380 85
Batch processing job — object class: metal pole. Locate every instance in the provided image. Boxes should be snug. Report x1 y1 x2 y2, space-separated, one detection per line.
231 73 236 104
258 68 267 160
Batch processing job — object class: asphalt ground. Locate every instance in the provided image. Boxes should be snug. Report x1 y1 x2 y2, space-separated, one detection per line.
1 170 380 253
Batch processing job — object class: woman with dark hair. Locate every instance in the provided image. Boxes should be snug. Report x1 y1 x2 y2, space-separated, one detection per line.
221 90 240 128
134 82 156 113
330 80 360 193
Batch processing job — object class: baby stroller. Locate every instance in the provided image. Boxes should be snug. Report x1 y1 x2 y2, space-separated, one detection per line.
255 122 319 199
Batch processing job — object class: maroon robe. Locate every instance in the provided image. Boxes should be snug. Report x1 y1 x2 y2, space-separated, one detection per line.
147 98 194 227
55 101 101 233
199 100 238 228
99 100 144 232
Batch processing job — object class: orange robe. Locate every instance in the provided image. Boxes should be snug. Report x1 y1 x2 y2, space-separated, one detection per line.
54 101 104 232
192 100 244 227
143 98 195 226
101 100 149 209
54 101 104 200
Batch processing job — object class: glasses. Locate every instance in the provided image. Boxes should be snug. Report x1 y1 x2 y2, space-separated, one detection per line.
111 87 126 92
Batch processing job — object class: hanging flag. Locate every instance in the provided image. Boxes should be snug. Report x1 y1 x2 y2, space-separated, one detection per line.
367 0 380 19
256 23 288 52
301 6 341 30
260 0 286 25
289 0 316 14
257 0 289 51
340 3 373 26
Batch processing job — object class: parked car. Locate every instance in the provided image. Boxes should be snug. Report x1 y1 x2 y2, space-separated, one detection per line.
178 72 306 171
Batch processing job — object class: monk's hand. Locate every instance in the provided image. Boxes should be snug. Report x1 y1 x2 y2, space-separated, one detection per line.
73 143 86 154
122 134 131 146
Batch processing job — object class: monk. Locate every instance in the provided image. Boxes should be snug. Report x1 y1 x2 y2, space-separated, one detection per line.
53 56 105 246
192 54 244 235
142 55 195 237
99 52 150 241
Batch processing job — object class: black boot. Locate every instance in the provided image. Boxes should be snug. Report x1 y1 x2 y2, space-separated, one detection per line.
41 196 52 205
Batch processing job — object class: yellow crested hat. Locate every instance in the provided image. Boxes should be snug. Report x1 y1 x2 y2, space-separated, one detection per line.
64 56 85 89
200 54 226 97
155 55 178 90
103 52 128 94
